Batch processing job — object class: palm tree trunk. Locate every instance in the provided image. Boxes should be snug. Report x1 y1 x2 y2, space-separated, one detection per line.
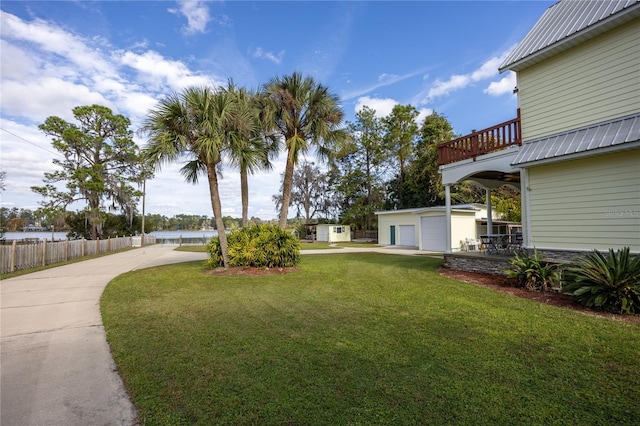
279 153 295 229
241 168 249 228
207 163 229 268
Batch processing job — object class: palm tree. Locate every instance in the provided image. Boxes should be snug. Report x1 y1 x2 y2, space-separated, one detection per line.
223 82 275 227
142 86 237 268
261 72 347 229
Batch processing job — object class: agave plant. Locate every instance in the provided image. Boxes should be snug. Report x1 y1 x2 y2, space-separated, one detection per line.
505 249 561 292
563 247 640 315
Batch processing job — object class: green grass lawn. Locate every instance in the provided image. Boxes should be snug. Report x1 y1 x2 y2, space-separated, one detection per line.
299 241 344 249
173 245 208 252
101 254 640 425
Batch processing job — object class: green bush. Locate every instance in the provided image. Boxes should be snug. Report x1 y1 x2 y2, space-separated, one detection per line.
207 224 301 268
505 249 561 292
563 247 640 315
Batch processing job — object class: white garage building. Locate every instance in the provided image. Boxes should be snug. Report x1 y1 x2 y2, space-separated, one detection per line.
376 204 494 252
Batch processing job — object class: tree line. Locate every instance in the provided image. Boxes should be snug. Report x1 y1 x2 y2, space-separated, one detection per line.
29 72 520 267
0 207 272 239
276 105 521 231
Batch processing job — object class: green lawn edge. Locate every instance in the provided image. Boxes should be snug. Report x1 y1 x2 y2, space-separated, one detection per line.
101 253 640 425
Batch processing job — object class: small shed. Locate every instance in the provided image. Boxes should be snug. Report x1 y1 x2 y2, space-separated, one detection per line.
315 224 351 243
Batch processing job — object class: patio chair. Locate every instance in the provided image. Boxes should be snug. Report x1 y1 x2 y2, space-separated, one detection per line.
465 238 480 251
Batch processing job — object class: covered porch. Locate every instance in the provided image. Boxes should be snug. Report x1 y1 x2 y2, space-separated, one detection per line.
437 110 525 263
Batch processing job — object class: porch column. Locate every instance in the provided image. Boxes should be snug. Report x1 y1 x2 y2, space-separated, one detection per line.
486 188 493 234
445 184 452 254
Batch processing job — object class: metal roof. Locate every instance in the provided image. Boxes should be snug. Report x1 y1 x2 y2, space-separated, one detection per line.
374 205 480 215
512 113 640 166
499 0 640 72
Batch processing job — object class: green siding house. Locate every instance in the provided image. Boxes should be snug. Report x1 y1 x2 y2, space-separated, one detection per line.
438 0 640 259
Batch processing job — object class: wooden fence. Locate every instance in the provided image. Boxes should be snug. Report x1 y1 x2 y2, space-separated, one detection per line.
0 236 156 275
353 230 378 241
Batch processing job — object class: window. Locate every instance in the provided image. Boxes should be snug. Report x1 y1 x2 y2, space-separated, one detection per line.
334 226 344 233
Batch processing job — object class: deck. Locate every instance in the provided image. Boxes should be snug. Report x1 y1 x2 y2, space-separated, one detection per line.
438 109 521 166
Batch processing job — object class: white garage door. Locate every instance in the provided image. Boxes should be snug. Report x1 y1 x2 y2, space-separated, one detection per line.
421 215 446 251
398 225 416 246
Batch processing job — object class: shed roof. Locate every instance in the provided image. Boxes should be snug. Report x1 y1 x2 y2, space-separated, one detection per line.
499 0 640 72
375 205 480 215
512 113 640 166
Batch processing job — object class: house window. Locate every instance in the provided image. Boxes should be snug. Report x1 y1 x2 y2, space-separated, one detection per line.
334 226 344 233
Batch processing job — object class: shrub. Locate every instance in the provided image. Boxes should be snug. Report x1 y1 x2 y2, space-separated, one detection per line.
563 247 640 315
207 224 301 268
505 249 561 292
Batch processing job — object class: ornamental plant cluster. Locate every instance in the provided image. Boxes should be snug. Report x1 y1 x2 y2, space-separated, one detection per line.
505 249 560 292
206 224 300 269
506 247 640 315
563 247 640 315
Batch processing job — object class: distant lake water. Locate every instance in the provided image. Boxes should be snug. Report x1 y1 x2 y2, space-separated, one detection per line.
2 231 68 241
1 230 219 242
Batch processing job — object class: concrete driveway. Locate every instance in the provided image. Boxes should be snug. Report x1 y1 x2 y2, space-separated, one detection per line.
1 245 207 426
1 243 433 425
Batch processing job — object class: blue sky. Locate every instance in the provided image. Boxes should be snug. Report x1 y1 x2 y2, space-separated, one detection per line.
0 0 554 220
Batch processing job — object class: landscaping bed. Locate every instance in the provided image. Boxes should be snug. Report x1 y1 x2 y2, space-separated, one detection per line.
439 267 640 323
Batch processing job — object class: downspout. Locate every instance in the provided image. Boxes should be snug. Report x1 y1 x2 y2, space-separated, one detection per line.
445 184 452 253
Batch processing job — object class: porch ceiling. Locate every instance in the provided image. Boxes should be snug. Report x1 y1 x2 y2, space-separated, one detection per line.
440 146 520 187
470 171 520 184
467 172 521 190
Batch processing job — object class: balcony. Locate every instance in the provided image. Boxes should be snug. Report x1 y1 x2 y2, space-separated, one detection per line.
438 109 521 166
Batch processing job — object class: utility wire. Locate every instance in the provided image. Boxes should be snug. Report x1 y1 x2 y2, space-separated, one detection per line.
0 127 63 158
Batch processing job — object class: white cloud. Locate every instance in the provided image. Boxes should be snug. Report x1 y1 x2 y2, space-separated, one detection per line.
253 47 285 64
0 39 38 79
355 96 398 118
471 56 504 81
355 96 432 125
1 77 110 123
117 50 218 92
416 108 434 125
427 74 471 100
0 10 247 218
424 48 514 102
1 11 116 77
169 1 211 35
0 119 60 209
484 71 517 96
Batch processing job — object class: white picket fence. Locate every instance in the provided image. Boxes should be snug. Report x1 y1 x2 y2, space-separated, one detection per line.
0 236 156 275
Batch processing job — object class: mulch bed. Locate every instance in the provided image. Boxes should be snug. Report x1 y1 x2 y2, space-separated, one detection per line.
439 267 640 323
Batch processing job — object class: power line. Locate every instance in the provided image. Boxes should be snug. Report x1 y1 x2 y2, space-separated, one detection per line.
0 127 63 158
